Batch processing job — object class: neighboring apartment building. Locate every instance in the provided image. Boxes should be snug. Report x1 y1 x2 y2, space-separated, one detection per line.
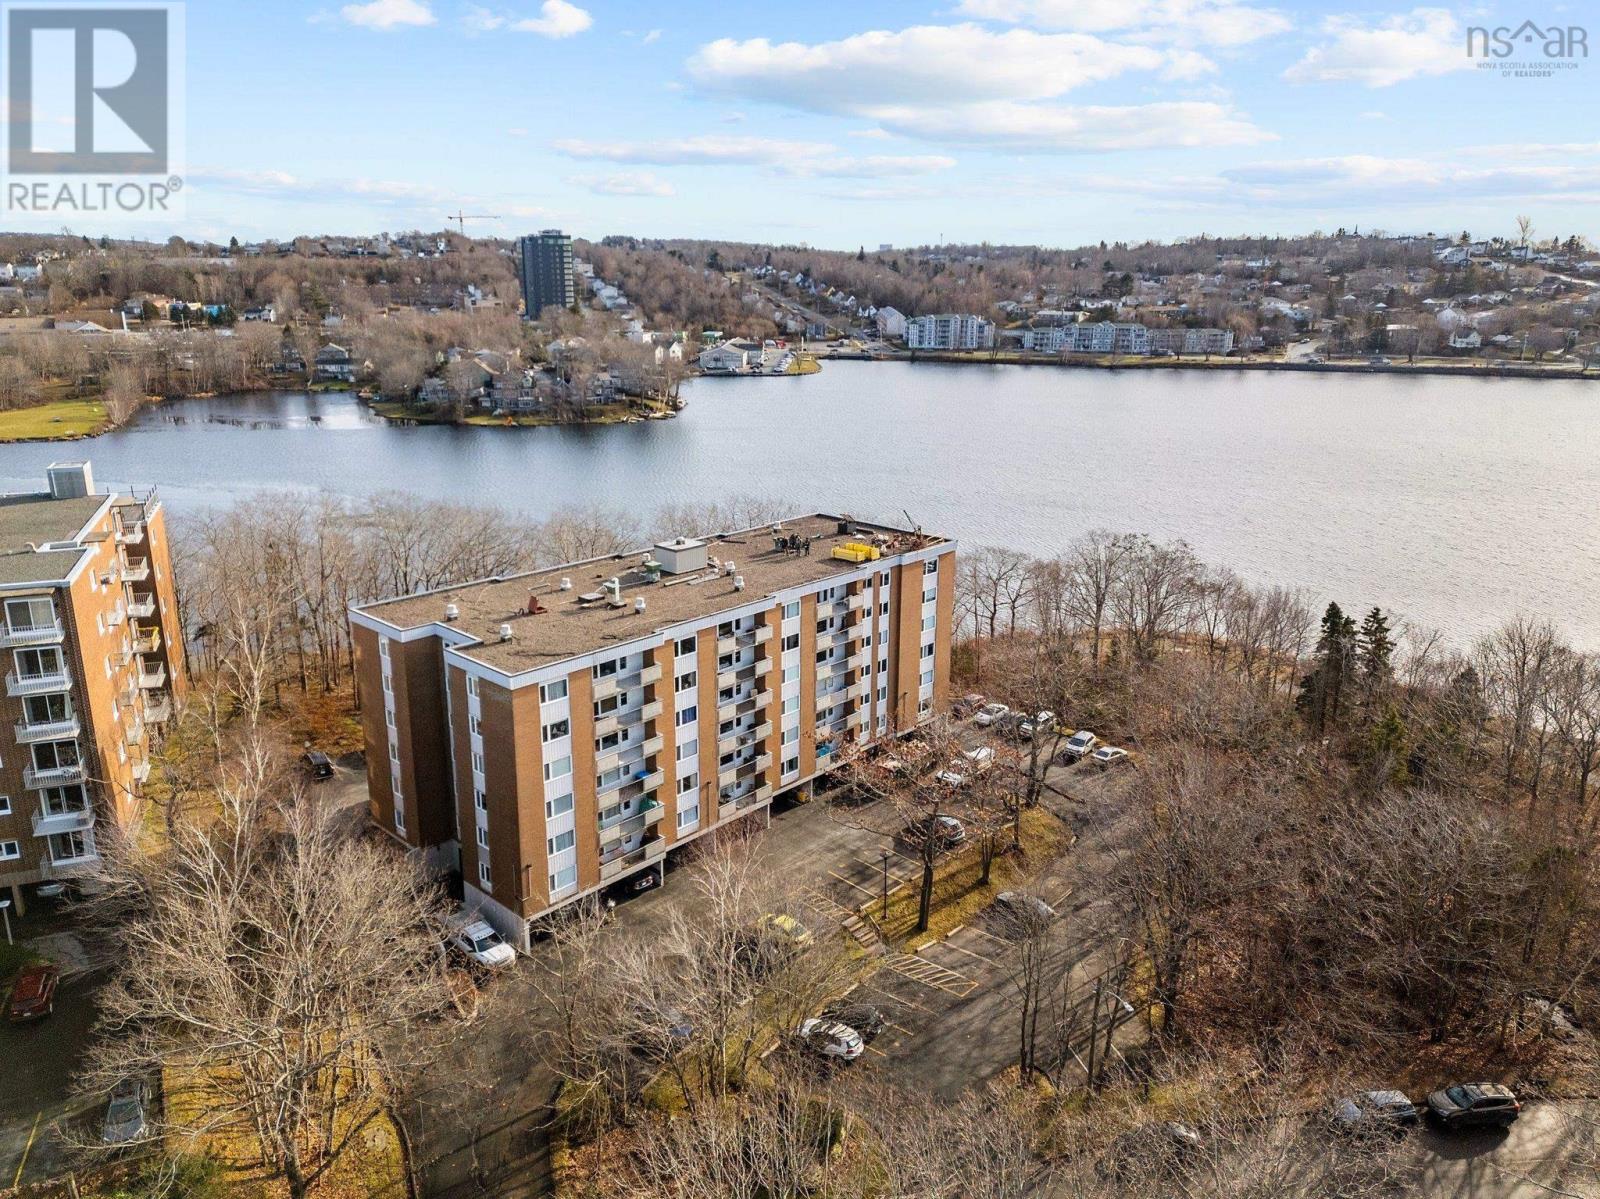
904 314 996 351
518 229 576 320
0 462 186 912
349 516 956 949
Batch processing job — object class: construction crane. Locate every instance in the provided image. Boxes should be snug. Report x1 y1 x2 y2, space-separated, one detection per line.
446 210 503 236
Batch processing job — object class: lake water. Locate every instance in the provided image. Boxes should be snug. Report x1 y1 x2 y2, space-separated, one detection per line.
0 362 1596 647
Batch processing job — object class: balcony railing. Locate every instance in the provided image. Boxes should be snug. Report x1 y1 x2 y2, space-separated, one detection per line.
133 760 151 783
124 718 146 745
15 716 80 744
614 770 664 805
598 833 666 882
143 694 173 723
24 763 86 789
121 556 151 582
105 605 127 627
126 594 157 620
132 628 161 655
32 804 94 837
115 519 146 545
6 671 72 697
0 621 64 648
137 663 167 689
591 662 663 702
597 803 664 849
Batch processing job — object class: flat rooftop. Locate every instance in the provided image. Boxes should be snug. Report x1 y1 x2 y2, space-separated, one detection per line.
358 514 947 673
0 491 105 588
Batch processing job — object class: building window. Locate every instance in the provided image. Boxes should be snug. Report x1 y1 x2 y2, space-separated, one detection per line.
469 714 481 735
678 772 697 794
542 719 570 742
923 588 936 604
782 726 799 745
593 658 620 679
4 597 55 633
782 696 798 715
923 615 935 631
596 730 622 751
544 755 572 782
476 825 489 849
880 601 890 615
677 804 699 830
921 669 935 686
0 795 9 816
782 633 799 652
677 738 698 761
676 635 696 657
0 840 18 861
478 860 491 889
541 678 567 703
548 829 575 855
783 601 800 619
13 646 63 680
782 757 799 776
919 698 932 715
379 637 390 659
550 864 577 893
676 705 697 727
675 670 697 692
471 750 483 773
924 559 938 575
474 788 487 812
545 792 574 819
782 665 799 684
922 644 935 659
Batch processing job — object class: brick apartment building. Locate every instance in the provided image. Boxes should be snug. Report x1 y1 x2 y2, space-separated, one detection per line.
349 515 956 949
0 462 186 911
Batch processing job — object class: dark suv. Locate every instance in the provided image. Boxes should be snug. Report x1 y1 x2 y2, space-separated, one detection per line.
1425 1083 1520 1130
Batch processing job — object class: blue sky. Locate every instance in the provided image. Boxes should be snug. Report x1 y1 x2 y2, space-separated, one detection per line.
18 0 1600 248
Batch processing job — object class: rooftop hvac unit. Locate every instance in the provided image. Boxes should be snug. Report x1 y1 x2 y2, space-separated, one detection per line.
559 577 573 591
498 623 514 642
634 598 648 614
724 560 736 576
444 602 460 622
733 575 746 592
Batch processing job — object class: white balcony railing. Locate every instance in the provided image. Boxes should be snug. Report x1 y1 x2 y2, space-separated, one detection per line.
126 595 157 619
143 695 173 723
32 805 94 837
121 557 151 583
6 671 72 698
24 762 86 789
14 716 80 744
138 664 167 689
0 622 65 648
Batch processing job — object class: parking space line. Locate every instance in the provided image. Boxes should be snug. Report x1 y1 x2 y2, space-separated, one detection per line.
936 940 1002 968
12 1110 41 1188
828 870 879 899
965 926 1013 949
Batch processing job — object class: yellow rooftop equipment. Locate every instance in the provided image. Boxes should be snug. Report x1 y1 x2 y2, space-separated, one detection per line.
831 541 881 563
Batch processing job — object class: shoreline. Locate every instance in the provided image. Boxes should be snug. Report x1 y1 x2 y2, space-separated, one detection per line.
872 351 1599 381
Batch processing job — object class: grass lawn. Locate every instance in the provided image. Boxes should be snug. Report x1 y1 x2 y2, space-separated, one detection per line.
875 807 1072 951
0 397 110 441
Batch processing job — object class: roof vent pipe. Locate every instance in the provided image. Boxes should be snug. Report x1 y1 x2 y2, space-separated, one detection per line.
444 602 460 622
733 575 746 592
634 598 647 614
724 560 736 576
559 577 573 591
498 623 514 641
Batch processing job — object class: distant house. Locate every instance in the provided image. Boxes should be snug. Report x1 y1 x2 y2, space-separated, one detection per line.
242 305 276 323
313 343 355 383
876 306 907 339
1449 330 1482 350
698 341 754 373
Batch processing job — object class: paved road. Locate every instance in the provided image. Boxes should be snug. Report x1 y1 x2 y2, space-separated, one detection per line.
1413 1104 1598 1198
0 967 105 1188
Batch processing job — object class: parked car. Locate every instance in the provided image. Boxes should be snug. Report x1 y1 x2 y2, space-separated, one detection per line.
995 891 1056 923
952 693 986 718
758 913 814 949
444 919 515 971
606 868 660 902
1017 710 1056 738
300 749 334 780
1425 1083 1521 1130
631 1003 694 1056
1330 1090 1419 1135
907 814 966 847
821 1002 886 1044
101 1078 151 1145
973 702 1010 727
1091 746 1131 770
797 1018 864 1062
1058 729 1099 762
6 962 60 1022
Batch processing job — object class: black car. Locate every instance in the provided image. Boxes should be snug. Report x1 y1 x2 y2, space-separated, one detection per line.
1329 1090 1419 1135
1426 1083 1520 1130
301 749 334 780
821 1001 886 1044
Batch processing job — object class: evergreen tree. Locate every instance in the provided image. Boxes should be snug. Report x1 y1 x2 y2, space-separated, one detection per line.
1361 704 1410 788
1355 607 1395 711
1297 602 1356 734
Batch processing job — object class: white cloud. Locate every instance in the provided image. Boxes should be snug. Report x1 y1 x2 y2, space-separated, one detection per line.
1284 7 1467 87
775 155 957 178
848 128 893 140
685 25 1267 153
570 172 675 197
337 0 435 30
513 0 591 37
506 126 529 137
642 28 662 44
554 134 836 166
956 0 1292 47
191 167 459 209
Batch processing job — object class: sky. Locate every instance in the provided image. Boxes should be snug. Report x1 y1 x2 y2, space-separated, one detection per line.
9 0 1600 249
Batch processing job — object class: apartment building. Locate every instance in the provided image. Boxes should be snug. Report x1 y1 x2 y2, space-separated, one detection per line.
0 462 186 911
904 314 996 351
349 516 956 950
518 230 576 320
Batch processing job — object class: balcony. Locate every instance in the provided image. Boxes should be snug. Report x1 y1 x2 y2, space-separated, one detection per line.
715 626 773 656
24 763 86 789
121 556 151 583
138 663 167 690
0 621 64 648
115 518 146 545
640 698 663 722
132 627 161 655
133 760 151 783
105 605 127 628
6 670 72 698
15 716 80 744
716 693 763 723
124 718 146 745
847 591 872 612
598 833 666 882
126 594 157 620
597 802 664 849
32 804 94 837
594 734 663 777
591 662 663 703
614 770 664 805
143 695 173 723
845 678 872 701
737 721 772 747
718 799 741 822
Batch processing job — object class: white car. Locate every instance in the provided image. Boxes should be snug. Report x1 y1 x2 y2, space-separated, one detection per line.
101 1078 149 1145
1091 746 1131 769
798 1018 864 1061
1018 710 1056 738
1060 729 1098 761
973 702 1010 727
446 919 515 970
962 745 995 772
